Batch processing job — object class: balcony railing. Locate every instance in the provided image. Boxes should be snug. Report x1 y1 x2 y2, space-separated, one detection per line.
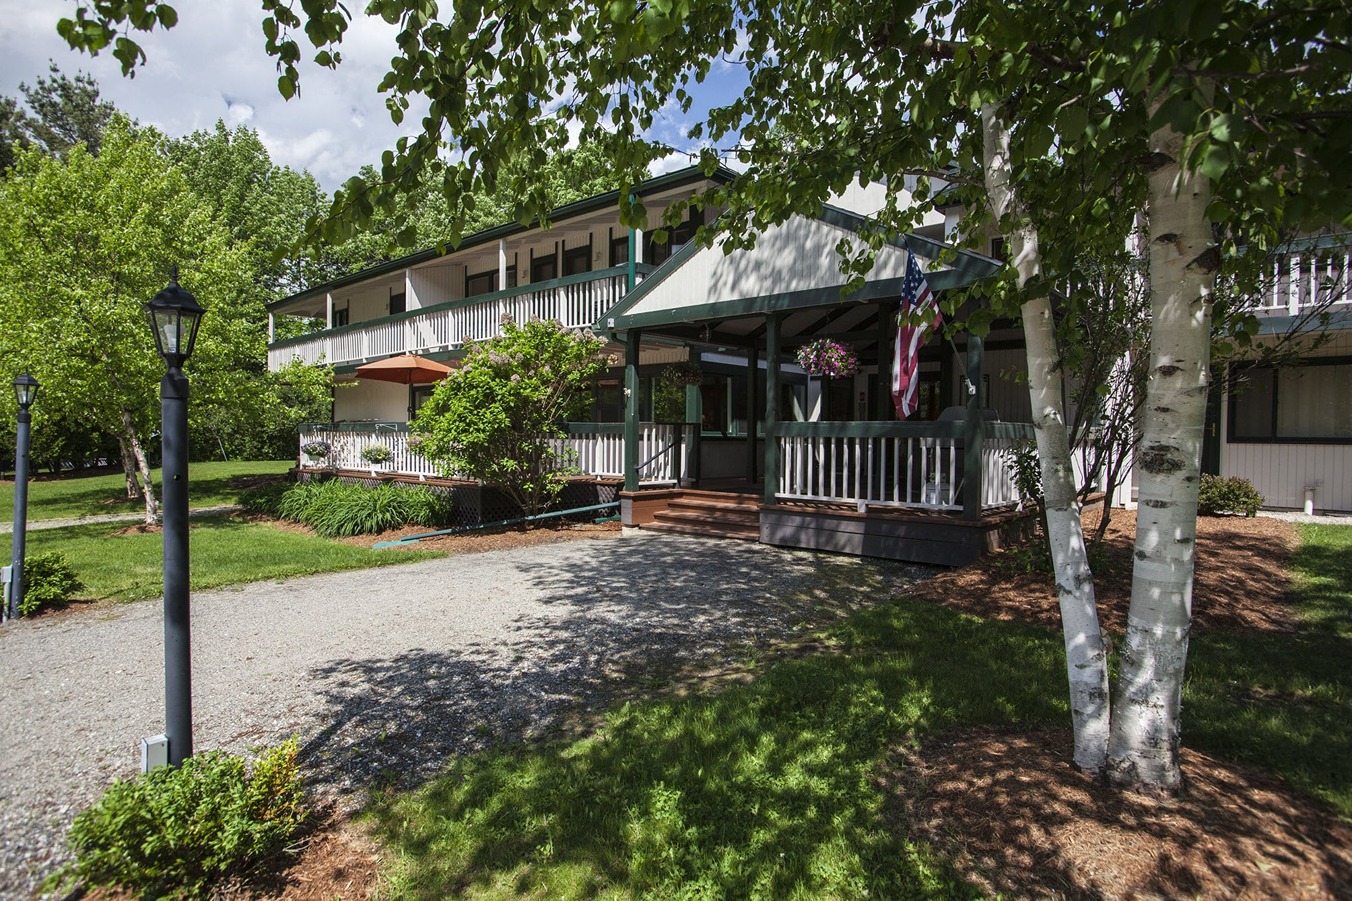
1250 235 1351 315
298 421 692 485
269 266 639 371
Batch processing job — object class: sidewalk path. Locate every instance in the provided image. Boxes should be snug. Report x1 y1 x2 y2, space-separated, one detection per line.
0 505 241 534
0 532 934 899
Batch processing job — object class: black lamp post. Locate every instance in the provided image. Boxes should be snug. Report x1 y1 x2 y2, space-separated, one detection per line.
144 272 205 766
8 374 39 621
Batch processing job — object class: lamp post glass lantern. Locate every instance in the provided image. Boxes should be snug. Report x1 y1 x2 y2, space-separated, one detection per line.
145 271 204 766
7 373 39 621
144 274 205 368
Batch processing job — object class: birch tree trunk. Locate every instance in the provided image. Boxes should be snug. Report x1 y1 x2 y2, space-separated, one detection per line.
118 406 160 525
1106 100 1217 793
982 104 1111 772
118 439 141 499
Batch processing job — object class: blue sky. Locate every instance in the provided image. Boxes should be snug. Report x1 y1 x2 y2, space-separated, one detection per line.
0 1 749 193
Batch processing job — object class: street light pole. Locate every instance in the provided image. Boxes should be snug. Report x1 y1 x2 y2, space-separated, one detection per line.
8 374 39 620
144 272 205 767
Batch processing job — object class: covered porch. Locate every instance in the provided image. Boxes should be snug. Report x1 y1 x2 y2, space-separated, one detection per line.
602 207 1054 565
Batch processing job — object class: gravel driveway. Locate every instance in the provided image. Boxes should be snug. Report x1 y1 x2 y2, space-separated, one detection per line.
0 532 934 898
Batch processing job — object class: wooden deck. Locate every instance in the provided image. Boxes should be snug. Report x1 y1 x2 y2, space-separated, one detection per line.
621 485 1036 566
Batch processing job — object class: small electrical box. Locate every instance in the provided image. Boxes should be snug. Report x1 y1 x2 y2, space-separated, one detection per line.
141 734 169 773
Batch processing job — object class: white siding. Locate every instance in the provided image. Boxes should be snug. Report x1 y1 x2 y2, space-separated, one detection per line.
623 215 914 318
334 379 411 422
409 264 459 308
1218 331 1352 512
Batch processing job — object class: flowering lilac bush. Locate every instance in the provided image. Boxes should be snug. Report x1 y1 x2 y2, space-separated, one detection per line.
796 339 860 378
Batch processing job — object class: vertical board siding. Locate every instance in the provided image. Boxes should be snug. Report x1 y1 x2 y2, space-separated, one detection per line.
1224 442 1352 511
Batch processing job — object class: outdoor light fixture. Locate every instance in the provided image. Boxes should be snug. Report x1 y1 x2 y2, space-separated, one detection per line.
145 270 205 767
7 373 39 621
144 270 206 369
13 373 39 410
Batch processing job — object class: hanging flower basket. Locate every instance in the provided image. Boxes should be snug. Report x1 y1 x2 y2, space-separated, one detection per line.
660 360 705 387
360 444 393 465
796 339 860 379
300 440 331 462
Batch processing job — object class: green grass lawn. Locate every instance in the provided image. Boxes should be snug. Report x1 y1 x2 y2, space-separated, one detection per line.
367 523 1352 899
0 460 295 522
8 516 441 603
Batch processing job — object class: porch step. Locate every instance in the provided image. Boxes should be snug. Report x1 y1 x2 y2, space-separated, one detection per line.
643 519 760 541
643 490 762 541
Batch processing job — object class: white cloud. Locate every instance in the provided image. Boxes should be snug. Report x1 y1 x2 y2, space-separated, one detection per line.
0 0 415 191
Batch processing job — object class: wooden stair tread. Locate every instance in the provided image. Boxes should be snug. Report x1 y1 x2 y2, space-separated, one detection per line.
642 521 760 540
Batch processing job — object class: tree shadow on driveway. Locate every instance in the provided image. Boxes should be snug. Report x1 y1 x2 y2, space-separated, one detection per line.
296 535 938 801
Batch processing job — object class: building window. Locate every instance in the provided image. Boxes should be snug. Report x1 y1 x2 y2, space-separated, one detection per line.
333 307 350 327
390 291 407 315
563 244 592 276
610 234 629 267
531 252 558 283
1229 359 1352 443
466 269 496 297
647 207 704 267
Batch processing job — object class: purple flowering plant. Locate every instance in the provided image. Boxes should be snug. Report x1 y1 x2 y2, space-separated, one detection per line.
796 339 860 379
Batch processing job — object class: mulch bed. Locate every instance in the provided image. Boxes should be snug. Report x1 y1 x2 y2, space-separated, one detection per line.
888 728 1352 900
908 508 1300 635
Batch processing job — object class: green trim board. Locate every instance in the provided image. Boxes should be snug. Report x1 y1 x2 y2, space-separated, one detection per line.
603 276 920 332
268 165 734 313
1255 308 1352 335
269 266 632 351
773 420 968 439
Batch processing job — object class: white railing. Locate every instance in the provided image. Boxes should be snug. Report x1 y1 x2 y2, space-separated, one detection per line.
778 425 963 511
776 422 1040 512
1250 239 1351 315
300 421 693 485
981 436 1026 507
269 270 630 372
299 425 446 478
553 423 695 484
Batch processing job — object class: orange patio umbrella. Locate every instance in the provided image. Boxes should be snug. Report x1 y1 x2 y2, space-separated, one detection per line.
354 353 453 385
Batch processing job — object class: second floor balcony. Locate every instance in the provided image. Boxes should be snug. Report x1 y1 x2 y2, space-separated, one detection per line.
267 265 650 371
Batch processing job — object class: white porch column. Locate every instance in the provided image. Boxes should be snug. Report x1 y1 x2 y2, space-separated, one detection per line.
267 312 275 342
325 292 334 329
498 238 508 287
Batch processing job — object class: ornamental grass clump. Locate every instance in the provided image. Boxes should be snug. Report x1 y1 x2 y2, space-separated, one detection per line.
50 740 305 899
796 339 860 379
272 478 453 537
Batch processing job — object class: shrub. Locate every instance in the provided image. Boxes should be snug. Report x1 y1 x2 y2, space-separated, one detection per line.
360 443 393 464
1197 474 1264 517
271 479 453 537
20 551 84 616
52 740 305 898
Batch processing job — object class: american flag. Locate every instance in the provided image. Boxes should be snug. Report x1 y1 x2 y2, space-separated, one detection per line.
892 251 940 419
